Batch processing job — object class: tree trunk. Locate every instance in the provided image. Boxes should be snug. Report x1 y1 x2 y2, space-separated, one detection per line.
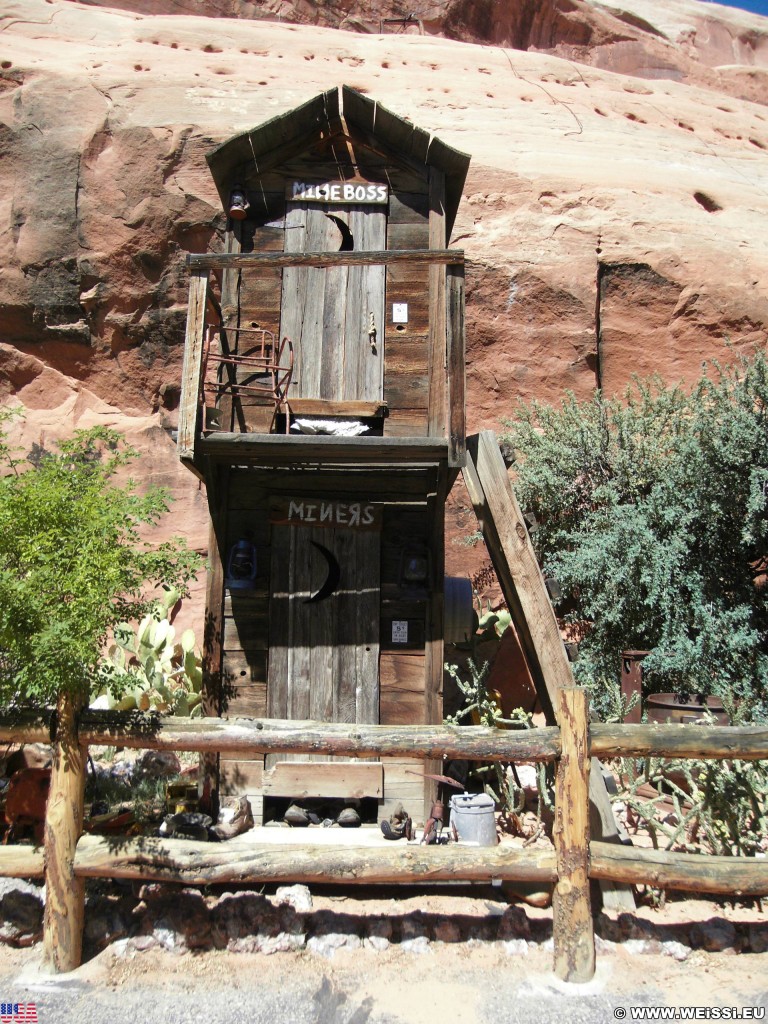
43 689 87 973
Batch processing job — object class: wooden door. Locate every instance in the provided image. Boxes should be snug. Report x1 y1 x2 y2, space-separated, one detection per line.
267 524 380 765
279 204 386 401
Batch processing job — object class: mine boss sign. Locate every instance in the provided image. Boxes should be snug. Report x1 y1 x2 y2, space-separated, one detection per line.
288 180 389 205
271 497 383 530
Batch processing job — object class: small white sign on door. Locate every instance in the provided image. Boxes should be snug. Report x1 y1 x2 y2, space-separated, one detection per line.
392 303 409 324
392 620 409 644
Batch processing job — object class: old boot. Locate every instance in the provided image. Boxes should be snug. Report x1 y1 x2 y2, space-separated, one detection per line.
380 803 412 840
284 803 311 827
337 807 361 828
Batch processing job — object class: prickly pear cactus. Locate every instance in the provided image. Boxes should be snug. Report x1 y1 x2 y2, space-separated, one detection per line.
91 586 203 716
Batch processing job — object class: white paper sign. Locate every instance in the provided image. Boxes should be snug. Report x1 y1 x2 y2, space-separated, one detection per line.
391 620 409 644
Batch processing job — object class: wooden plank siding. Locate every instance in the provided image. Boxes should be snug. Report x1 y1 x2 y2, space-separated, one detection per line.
380 653 426 725
198 434 450 465
383 189 430 430
380 757 430 823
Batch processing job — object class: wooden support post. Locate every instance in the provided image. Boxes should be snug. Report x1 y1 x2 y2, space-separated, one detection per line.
423 466 447 822
177 268 209 472
621 650 647 724
553 687 595 983
446 264 466 467
200 511 225 819
43 690 87 973
428 167 447 440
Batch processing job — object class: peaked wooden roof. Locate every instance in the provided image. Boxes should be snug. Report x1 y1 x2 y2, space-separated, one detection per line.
206 85 470 237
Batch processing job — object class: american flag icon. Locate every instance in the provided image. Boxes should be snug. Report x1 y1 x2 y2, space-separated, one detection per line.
0 1005 37 1024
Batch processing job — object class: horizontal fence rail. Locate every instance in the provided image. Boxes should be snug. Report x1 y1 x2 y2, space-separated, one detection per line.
77 714 562 761
74 712 768 762
590 722 768 760
589 842 768 898
186 249 465 270
0 696 766 980
74 835 558 887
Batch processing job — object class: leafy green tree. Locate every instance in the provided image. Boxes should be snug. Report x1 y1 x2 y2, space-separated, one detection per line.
502 353 768 722
0 413 202 708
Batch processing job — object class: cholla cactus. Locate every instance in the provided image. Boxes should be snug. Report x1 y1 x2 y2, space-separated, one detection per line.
92 586 203 716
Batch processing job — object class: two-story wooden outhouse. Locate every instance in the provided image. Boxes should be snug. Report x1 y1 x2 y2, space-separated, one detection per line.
177 86 470 827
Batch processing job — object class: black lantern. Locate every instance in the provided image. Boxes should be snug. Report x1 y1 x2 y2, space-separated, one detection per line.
226 539 258 590
228 184 250 221
398 542 431 590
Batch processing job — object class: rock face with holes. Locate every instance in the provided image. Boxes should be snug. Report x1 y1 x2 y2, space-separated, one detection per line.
1 0 767 606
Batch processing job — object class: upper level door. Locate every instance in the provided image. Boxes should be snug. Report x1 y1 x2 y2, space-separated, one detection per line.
279 202 386 402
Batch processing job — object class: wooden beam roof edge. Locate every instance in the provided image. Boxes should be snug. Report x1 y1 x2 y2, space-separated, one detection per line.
204 86 470 231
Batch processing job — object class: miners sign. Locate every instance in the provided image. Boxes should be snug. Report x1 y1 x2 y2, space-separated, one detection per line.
271 497 382 531
288 180 389 205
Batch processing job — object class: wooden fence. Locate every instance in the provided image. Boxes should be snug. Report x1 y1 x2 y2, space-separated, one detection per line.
1 689 767 982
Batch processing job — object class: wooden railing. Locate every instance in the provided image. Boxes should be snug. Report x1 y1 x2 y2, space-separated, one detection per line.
1 691 767 980
177 250 466 471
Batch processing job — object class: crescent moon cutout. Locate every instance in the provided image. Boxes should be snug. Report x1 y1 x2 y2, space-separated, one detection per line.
304 541 341 604
325 213 354 252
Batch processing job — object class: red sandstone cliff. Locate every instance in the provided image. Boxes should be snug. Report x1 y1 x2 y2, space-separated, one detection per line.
1 0 767 612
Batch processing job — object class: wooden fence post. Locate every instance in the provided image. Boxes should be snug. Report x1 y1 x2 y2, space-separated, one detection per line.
553 687 595 983
43 690 87 973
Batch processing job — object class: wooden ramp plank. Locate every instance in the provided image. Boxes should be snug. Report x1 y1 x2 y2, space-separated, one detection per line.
462 430 635 911
462 431 570 724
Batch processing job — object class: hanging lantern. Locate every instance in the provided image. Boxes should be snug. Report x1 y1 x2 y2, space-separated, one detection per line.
398 542 431 589
226 539 258 590
228 184 250 221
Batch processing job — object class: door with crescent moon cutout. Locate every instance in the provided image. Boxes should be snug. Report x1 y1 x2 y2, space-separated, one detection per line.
267 524 380 765
279 202 386 402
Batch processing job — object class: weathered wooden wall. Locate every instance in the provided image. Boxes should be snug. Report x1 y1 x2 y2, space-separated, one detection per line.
207 463 445 824
210 130 436 437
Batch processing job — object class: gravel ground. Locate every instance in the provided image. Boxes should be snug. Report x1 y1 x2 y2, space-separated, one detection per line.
0 912 766 1024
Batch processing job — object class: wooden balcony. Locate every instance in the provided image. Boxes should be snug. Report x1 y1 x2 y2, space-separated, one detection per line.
177 249 466 476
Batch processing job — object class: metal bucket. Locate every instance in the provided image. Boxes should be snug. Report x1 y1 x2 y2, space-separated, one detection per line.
645 692 729 726
449 792 498 846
